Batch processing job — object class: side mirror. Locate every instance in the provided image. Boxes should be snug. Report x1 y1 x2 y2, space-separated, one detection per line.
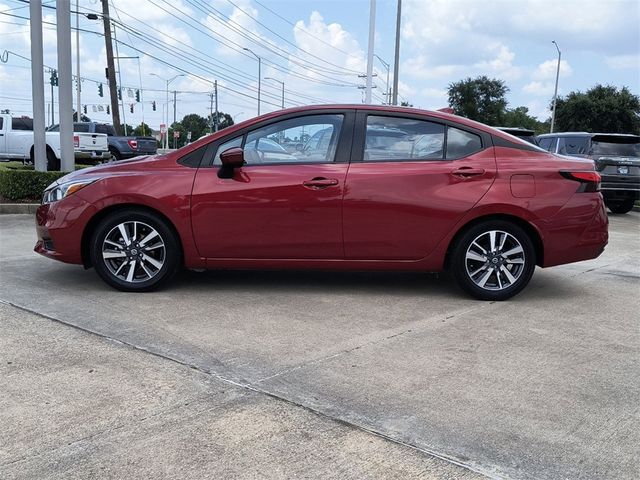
219 147 245 168
218 147 244 179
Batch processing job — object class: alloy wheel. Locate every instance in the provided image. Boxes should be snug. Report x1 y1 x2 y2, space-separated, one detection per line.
101 221 166 283
464 230 526 291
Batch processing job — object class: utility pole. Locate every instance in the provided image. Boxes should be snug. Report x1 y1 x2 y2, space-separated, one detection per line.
29 0 47 172
209 92 214 134
50 77 55 127
214 80 219 132
57 0 74 172
392 0 402 105
365 0 376 104
112 25 127 135
550 40 561 133
173 90 177 124
374 54 390 105
101 0 121 134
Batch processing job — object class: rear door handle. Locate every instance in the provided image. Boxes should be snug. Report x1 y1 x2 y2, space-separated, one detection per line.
451 167 485 177
303 177 339 189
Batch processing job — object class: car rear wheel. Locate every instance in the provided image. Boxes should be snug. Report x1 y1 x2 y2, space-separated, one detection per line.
90 209 181 292
108 147 121 161
606 199 634 214
451 220 536 301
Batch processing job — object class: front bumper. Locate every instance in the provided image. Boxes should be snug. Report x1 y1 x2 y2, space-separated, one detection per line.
34 195 97 265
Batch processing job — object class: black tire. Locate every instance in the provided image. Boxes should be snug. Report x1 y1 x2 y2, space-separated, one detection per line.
109 147 122 161
90 209 181 292
606 199 634 214
47 149 61 170
450 220 536 301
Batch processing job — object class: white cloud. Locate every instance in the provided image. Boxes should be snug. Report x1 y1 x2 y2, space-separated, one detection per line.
533 59 572 80
523 81 555 96
605 54 640 70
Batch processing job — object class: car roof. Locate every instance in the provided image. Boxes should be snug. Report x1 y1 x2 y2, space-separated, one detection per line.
538 132 640 140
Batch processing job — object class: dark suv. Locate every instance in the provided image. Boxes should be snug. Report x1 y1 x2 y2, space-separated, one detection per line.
537 132 640 214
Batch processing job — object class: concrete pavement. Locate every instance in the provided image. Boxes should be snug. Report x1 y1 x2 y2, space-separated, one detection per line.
1 212 639 479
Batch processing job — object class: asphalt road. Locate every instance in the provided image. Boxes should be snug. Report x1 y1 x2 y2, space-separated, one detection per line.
1 212 639 479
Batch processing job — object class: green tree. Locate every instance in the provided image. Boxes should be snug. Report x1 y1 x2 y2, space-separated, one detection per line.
554 85 640 133
208 111 235 131
502 106 550 135
132 122 152 137
447 76 509 125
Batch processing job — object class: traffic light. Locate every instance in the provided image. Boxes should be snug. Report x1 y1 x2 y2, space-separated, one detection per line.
83 105 87 114
106 105 110 115
135 89 140 102
117 88 122 100
98 83 103 97
49 69 58 86
152 101 156 111
129 104 134 113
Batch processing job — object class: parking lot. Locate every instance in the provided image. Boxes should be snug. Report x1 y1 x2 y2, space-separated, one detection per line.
1 212 639 479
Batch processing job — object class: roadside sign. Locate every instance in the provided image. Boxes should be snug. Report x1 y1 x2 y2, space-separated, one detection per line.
160 123 167 134
187 131 192 140
173 131 180 139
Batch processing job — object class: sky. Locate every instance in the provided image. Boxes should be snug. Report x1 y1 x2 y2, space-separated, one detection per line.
0 0 638 131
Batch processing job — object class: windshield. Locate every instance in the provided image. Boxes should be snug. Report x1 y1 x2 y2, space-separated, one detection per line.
591 141 640 157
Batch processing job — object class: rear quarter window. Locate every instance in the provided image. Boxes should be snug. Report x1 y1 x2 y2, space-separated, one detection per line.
558 137 589 155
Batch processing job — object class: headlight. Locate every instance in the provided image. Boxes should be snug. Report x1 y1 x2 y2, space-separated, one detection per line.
42 178 100 204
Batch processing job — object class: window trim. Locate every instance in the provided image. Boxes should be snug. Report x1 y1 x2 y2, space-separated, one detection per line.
353 111 489 163
193 109 355 168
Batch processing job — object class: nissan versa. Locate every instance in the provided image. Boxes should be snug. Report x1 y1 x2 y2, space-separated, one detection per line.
35 105 608 300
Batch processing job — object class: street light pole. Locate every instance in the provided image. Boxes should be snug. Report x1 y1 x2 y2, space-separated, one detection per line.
243 48 261 115
265 77 285 109
374 54 390 105
392 0 402 105
550 40 561 133
150 73 184 149
75 0 81 121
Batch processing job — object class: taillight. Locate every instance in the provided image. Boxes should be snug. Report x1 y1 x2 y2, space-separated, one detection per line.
73 135 79 148
560 170 601 192
127 139 138 150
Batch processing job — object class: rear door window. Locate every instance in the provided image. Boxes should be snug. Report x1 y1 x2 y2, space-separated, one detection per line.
364 116 445 161
558 137 589 155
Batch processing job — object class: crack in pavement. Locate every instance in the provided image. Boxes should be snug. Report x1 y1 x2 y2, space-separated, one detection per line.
0 299 496 480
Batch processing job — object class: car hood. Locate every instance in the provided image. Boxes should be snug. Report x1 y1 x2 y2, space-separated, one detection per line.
52 154 168 186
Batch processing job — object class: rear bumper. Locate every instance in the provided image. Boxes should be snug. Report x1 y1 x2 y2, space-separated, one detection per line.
601 173 640 199
75 151 111 161
537 194 609 268
34 196 96 265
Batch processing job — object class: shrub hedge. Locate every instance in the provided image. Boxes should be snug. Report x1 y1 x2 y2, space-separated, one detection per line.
0 169 67 201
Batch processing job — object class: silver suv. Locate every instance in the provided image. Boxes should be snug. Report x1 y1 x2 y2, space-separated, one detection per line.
537 132 640 214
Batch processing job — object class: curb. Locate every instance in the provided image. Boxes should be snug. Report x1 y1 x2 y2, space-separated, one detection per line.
0 204 39 215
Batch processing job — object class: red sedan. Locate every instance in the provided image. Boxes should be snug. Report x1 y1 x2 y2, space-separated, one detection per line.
35 105 608 300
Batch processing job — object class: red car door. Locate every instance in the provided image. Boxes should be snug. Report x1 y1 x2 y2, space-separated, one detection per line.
191 111 353 259
343 112 497 260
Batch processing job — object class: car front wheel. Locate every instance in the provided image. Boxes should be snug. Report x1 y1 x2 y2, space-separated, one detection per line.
450 221 536 301
90 209 181 291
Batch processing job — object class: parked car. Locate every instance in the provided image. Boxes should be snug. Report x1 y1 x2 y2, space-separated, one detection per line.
537 132 640 213
35 105 608 300
48 122 157 160
496 127 537 145
0 114 109 169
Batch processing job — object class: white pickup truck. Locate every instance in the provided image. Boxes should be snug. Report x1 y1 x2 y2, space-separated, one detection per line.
0 114 110 170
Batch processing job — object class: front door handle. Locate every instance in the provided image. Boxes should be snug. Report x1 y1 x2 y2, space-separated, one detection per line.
451 167 485 177
303 177 339 189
